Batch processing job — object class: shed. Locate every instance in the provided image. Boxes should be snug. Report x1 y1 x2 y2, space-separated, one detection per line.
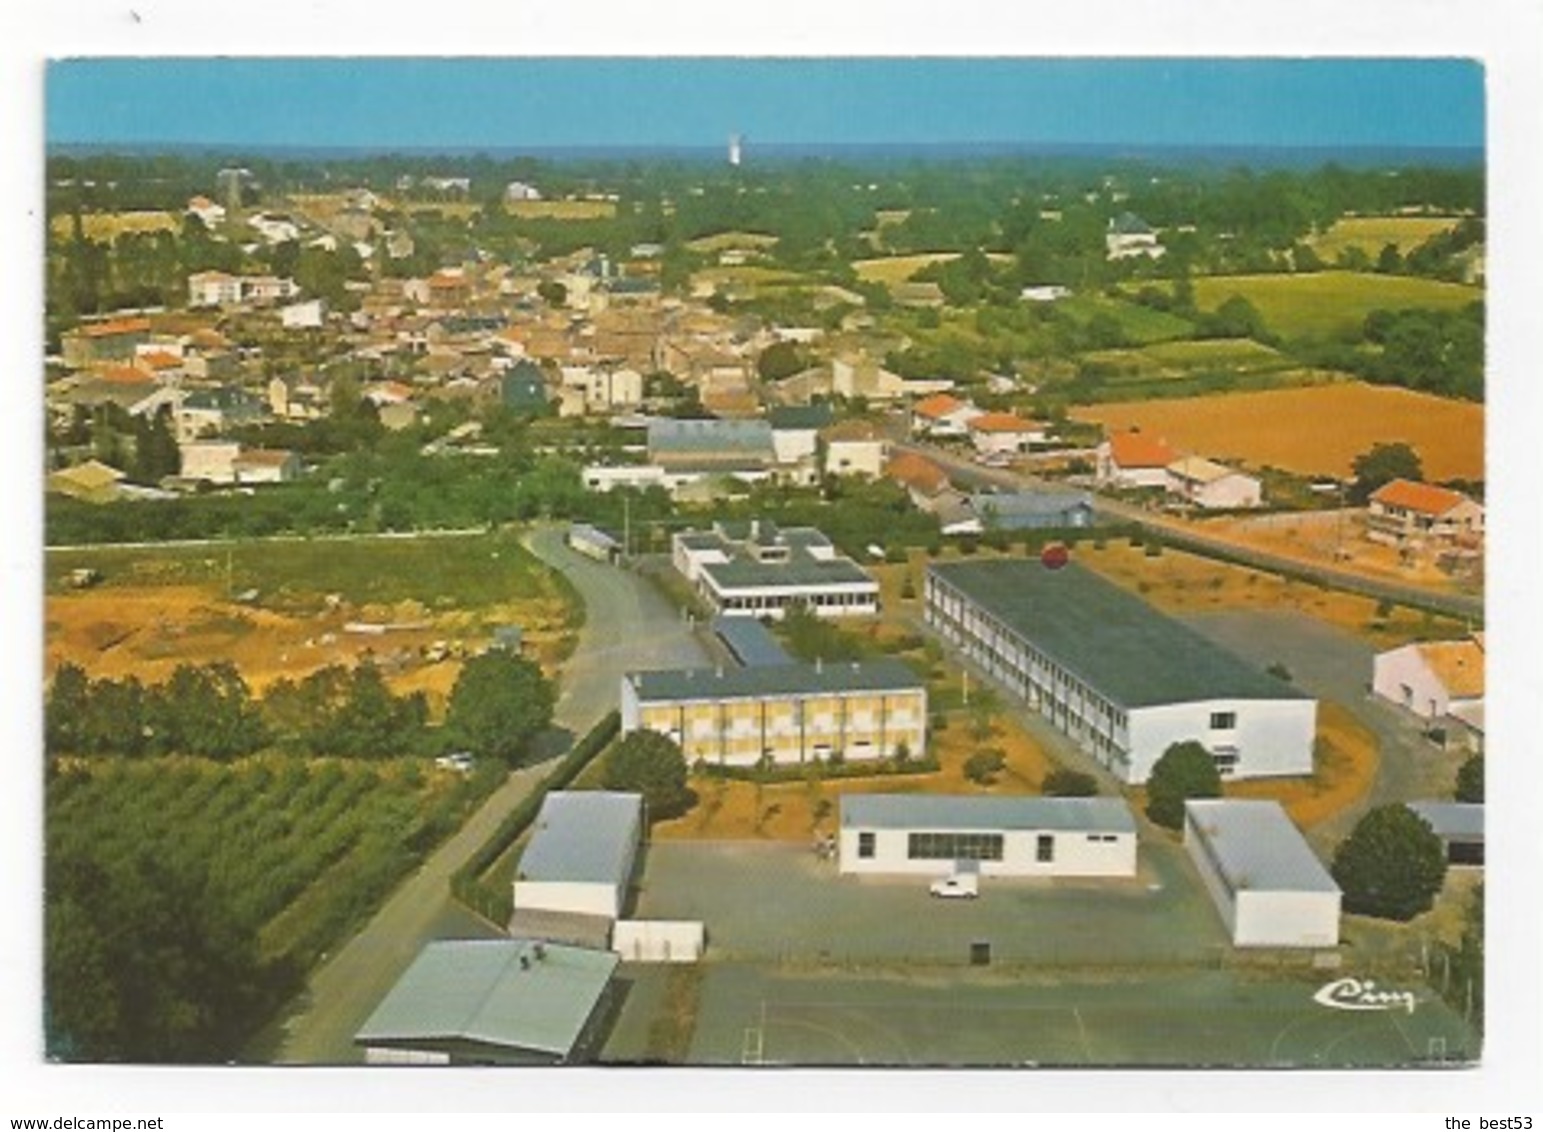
1184 799 1340 948
513 791 643 920
355 939 618 1065
1406 801 1484 866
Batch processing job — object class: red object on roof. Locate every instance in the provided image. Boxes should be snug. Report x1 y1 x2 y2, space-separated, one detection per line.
1107 430 1177 468
969 411 1041 434
1370 478 1471 516
1041 543 1070 570
912 393 967 420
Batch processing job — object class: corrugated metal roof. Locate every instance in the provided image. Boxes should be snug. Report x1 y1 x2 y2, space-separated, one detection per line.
929 560 1307 708
354 939 617 1055
627 658 923 703
518 792 642 887
841 793 1136 834
712 616 792 667
1184 800 1339 894
1406 801 1484 841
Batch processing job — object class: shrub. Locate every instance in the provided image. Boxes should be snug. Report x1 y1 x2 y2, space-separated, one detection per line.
1042 768 1098 797
1331 804 1447 921
1144 740 1222 829
604 730 692 820
963 749 1006 786
1455 754 1483 803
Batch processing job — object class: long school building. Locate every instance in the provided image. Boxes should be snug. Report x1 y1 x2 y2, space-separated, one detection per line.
620 659 926 767
925 559 1316 784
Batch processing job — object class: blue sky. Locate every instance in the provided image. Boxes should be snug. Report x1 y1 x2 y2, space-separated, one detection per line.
45 57 1484 151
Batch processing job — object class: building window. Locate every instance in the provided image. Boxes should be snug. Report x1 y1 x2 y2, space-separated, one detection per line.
1212 748 1240 776
906 832 1004 861
1209 711 1237 730
857 832 875 859
1036 834 1055 863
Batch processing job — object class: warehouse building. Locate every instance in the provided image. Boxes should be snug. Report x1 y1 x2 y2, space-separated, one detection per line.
512 792 643 921
1184 799 1341 949
926 559 1316 784
621 658 926 767
355 939 618 1065
673 520 879 619
839 794 1138 879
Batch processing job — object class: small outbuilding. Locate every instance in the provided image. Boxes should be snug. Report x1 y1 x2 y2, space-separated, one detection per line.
513 791 643 920
355 938 618 1065
839 794 1138 880
1406 801 1484 866
1184 799 1341 949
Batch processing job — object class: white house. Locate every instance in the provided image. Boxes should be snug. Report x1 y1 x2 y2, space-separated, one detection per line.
1021 285 1072 303
768 405 834 466
1372 636 1484 723
967 412 1047 457
910 392 981 438
512 792 643 921
1366 479 1485 551
1105 212 1166 260
185 195 226 229
1184 799 1341 949
177 440 242 484
1165 456 1263 510
926 560 1316 785
820 419 889 478
232 448 302 484
839 794 1137 880
1095 430 1179 489
505 180 543 202
280 298 328 330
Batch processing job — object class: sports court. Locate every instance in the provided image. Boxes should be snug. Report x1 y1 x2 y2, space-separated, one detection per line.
686 965 1479 1069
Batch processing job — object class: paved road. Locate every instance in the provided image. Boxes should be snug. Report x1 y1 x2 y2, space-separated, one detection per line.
897 442 1485 622
251 524 707 1064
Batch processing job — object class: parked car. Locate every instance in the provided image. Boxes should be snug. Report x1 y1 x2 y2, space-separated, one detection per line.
928 873 979 899
435 751 476 773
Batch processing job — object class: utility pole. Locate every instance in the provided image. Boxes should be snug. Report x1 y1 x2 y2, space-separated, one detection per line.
623 494 631 562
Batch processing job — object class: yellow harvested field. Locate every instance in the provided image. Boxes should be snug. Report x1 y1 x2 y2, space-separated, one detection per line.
1223 701 1379 829
853 252 1013 286
1070 381 1483 482
506 199 616 220
49 210 178 242
1308 215 1464 259
686 231 780 253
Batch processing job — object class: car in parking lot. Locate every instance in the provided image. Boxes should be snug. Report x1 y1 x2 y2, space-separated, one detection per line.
435 751 476 773
928 873 979 899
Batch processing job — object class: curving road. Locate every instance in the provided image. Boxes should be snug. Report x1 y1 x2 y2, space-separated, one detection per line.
249 523 707 1064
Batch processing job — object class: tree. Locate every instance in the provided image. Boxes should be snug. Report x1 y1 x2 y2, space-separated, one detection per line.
536 279 567 307
602 730 691 819
45 662 91 753
443 651 554 764
963 749 1006 786
756 340 808 382
1331 804 1447 921
1455 754 1484 803
1144 740 1222 829
1350 441 1424 504
1042 768 1098 797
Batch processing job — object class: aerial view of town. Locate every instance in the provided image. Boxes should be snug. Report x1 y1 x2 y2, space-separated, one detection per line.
34 54 1501 1081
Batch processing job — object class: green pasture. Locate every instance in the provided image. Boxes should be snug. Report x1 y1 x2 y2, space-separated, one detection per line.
1190 271 1481 339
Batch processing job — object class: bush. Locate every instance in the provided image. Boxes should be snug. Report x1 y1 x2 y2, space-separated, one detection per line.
1266 662 1293 682
1144 740 1221 829
602 730 692 820
1455 754 1484 803
963 749 1006 786
1042 768 1098 797
1331 804 1447 921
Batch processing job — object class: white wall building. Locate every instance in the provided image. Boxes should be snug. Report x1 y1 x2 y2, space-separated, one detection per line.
839 794 1137 880
512 792 643 921
1372 636 1484 722
1165 456 1263 510
673 520 879 619
281 298 328 329
1184 799 1341 949
926 560 1316 785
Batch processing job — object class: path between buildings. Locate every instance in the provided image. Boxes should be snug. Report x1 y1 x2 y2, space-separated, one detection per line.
251 523 707 1064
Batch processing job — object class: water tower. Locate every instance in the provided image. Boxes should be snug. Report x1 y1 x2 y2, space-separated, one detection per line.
728 133 743 167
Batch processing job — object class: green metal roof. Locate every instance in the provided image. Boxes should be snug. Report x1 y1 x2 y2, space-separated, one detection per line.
628 658 923 703
928 559 1308 708
354 939 618 1056
768 404 834 431
841 793 1136 834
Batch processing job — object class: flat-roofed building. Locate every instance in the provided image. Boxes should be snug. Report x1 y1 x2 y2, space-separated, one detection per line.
621 658 926 767
672 520 878 620
1406 801 1484 866
1183 800 1340 948
513 792 643 921
926 559 1316 784
354 939 618 1066
839 794 1137 879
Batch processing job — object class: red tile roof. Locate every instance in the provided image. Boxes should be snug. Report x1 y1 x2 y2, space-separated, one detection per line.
969 412 1041 435
1370 478 1472 516
83 317 152 338
886 451 950 496
1107 430 1177 469
94 365 155 385
912 393 967 420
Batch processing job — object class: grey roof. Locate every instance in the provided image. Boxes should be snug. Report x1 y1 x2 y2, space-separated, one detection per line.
712 616 792 667
182 386 263 412
768 404 835 431
628 658 923 703
841 793 1136 834
702 552 875 592
354 939 618 1056
517 791 642 887
1406 801 1485 842
1110 211 1154 235
928 560 1309 708
969 490 1095 529
1184 800 1340 894
648 418 774 458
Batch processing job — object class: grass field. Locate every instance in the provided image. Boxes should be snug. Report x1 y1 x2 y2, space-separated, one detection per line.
1070 380 1484 482
44 531 576 708
689 966 1477 1068
686 230 780 254
1190 271 1481 339
506 199 616 220
1081 337 1291 379
1308 215 1464 260
49 210 179 242
1058 295 1196 345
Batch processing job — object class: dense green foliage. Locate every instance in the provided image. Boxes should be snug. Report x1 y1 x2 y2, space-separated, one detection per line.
1331 804 1448 921
46 661 266 759
1143 741 1223 829
1454 754 1484 804
443 652 556 765
1350 441 1425 504
44 754 495 1061
263 663 429 757
601 730 692 820
1042 768 1100 797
